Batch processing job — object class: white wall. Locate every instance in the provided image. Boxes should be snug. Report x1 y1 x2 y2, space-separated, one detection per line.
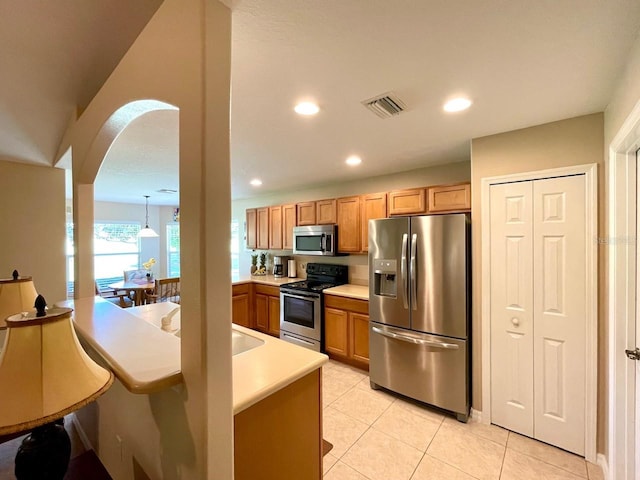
0 160 66 304
232 161 471 283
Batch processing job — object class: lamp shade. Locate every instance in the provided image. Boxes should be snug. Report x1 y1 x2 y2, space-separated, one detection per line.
0 277 37 329
0 306 113 435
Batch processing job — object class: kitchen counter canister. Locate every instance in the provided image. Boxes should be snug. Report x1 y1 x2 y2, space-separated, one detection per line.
323 284 369 301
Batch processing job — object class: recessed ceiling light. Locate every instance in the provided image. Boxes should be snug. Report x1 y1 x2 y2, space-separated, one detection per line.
346 155 362 166
250 179 262 187
443 97 472 113
294 102 320 116
157 188 178 194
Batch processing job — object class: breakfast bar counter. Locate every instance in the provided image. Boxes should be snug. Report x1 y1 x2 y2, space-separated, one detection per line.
57 296 327 414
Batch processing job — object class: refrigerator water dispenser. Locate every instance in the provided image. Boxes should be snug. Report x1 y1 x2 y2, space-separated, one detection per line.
372 259 397 298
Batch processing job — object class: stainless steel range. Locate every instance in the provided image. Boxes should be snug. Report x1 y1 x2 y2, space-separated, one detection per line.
280 263 348 351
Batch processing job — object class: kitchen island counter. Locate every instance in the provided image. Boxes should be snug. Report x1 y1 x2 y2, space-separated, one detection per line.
59 297 327 414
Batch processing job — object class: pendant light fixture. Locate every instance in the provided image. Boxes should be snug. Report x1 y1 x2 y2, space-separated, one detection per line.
139 195 159 238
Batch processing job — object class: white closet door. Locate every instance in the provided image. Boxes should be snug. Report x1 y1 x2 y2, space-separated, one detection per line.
490 181 534 436
533 174 585 455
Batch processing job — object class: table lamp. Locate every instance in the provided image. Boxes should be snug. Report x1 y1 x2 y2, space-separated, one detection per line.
0 270 37 329
0 295 114 479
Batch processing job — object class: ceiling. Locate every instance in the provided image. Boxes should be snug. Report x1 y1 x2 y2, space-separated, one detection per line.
2 1 640 205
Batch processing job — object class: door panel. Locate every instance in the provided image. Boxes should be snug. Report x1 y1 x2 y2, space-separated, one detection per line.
368 217 410 329
533 175 585 455
369 323 468 416
410 214 468 338
490 181 534 436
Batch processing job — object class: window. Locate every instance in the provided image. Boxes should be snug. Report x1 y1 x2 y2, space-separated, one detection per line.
66 222 142 297
231 219 239 278
167 223 180 277
94 223 141 286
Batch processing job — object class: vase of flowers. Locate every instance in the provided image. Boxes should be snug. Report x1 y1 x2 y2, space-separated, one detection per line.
142 257 156 280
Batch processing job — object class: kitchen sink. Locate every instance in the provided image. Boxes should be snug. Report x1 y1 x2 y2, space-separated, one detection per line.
232 329 264 356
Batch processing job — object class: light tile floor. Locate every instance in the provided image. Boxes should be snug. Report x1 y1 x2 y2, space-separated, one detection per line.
322 360 604 480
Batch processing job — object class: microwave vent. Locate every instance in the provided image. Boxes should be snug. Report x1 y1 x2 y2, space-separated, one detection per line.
362 92 406 119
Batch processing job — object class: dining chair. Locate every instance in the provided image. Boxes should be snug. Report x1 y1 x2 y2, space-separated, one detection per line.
123 269 149 283
94 282 132 308
146 277 180 304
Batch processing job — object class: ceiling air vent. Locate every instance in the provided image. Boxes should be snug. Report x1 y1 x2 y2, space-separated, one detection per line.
362 92 406 119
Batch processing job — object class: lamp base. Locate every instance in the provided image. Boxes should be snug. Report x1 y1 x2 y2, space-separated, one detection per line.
15 418 71 480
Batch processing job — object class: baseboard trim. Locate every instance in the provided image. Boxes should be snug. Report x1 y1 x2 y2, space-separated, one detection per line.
597 453 609 480
69 413 93 451
470 408 483 423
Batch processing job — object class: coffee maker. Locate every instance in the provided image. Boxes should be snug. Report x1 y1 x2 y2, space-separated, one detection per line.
273 256 289 278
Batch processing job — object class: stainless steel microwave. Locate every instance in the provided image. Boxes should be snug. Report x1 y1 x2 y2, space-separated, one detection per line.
293 225 337 256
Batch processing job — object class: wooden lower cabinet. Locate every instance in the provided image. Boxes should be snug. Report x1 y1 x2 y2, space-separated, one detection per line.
324 294 369 370
232 283 252 328
235 369 322 480
255 284 281 337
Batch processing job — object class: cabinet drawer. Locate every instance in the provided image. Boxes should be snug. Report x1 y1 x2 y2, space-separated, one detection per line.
324 294 368 314
232 283 250 295
254 284 280 297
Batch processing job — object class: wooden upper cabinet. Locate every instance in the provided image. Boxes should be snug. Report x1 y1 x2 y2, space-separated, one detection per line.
427 183 471 213
316 199 337 224
246 208 257 249
388 188 427 215
256 207 269 249
296 201 316 226
268 205 283 249
360 192 387 252
336 196 361 253
282 204 296 250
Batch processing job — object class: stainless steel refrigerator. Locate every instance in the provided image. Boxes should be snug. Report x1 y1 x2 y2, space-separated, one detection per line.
368 214 470 421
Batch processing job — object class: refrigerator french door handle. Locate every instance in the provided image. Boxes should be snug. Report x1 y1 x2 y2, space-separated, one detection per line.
410 233 417 311
401 233 409 309
372 326 459 349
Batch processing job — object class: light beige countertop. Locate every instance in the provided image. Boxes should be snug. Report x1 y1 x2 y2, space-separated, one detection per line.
57 297 327 414
231 324 328 414
324 284 369 301
232 273 301 287
57 297 182 394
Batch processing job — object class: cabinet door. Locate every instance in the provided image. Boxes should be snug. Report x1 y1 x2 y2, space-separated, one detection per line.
360 193 387 252
324 307 348 356
255 293 269 332
256 207 270 249
427 183 471 213
388 188 427 215
296 202 316 226
232 293 251 328
316 199 337 224
350 313 369 364
246 209 257 249
269 205 283 249
337 196 361 253
282 204 296 250
267 295 281 337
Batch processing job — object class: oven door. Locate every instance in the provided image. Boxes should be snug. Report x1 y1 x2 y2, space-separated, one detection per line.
280 290 321 341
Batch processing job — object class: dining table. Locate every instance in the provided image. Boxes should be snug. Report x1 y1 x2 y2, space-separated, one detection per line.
108 280 155 306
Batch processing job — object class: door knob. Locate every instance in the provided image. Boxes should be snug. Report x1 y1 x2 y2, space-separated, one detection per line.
626 348 640 361
511 317 520 327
